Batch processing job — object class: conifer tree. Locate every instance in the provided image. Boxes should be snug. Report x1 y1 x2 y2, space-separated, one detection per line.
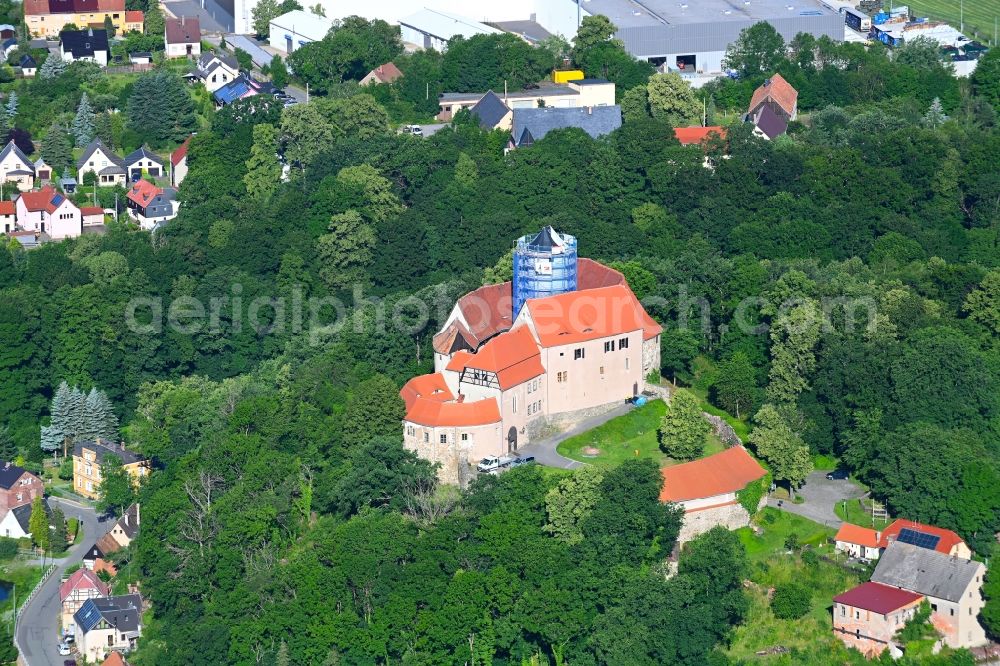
49 505 67 553
0 427 15 461
40 382 73 452
4 91 17 124
72 92 95 147
28 497 48 550
39 53 66 79
244 123 280 199
39 122 74 172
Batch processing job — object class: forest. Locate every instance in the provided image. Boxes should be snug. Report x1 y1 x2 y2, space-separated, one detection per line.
0 15 997 665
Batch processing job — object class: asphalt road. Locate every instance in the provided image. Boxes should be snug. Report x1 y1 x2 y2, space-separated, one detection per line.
15 497 103 666
515 403 633 470
767 471 866 527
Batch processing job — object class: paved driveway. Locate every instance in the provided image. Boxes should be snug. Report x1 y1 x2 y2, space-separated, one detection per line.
515 403 633 470
767 471 866 527
15 497 103 666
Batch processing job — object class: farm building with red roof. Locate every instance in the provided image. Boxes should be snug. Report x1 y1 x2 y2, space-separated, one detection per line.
833 581 924 657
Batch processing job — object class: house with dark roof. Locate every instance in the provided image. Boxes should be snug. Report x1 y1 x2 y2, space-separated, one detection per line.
0 140 36 191
870 541 987 648
750 103 788 141
469 91 511 130
73 440 149 500
74 594 142 662
122 146 165 181
832 581 923 658
59 28 110 66
0 461 42 513
164 15 200 58
509 105 622 149
212 74 272 106
77 138 125 186
438 79 616 122
187 51 239 93
747 73 798 121
0 499 49 538
19 54 37 77
15 186 82 239
125 179 178 230
107 504 140 548
360 62 403 86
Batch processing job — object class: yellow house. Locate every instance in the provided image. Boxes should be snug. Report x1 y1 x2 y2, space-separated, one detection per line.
24 0 128 38
72 440 149 500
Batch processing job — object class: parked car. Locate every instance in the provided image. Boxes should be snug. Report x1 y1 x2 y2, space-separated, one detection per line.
477 454 517 473
58 643 71 656
826 469 849 480
63 661 77 666
510 456 535 467
402 124 423 136
62 634 74 644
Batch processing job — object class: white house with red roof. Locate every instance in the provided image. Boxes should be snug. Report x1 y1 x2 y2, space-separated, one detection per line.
0 200 15 233
81 206 105 227
403 227 662 484
125 179 178 230
834 519 971 562
15 187 81 239
170 136 191 187
60 567 109 628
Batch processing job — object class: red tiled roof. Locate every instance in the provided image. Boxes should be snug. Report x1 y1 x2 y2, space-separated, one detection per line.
673 126 727 146
58 567 109 602
18 187 71 214
80 206 104 216
748 73 797 119
24 0 122 13
23 0 47 16
445 350 473 372
368 62 402 83
461 326 543 389
404 396 501 428
101 652 130 666
171 136 191 166
659 446 767 503
93 557 117 577
126 179 161 207
523 284 659 347
400 373 453 410
165 16 199 44
834 523 880 549
834 582 923 615
0 201 14 215
879 519 965 555
96 0 125 10
124 9 143 22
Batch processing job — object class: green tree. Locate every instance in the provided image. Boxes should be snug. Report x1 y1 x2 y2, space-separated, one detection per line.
963 269 1000 335
544 465 605 544
39 121 73 172
572 14 619 58
126 71 196 146
234 48 252 71
646 72 701 125
765 301 821 404
983 566 1000 638
316 210 375 291
749 404 812 489
4 92 17 125
923 97 947 128
334 163 403 223
289 16 401 91
339 375 404 450
483 248 512 285
251 0 279 37
28 496 48 550
770 582 810 619
972 47 1000 112
39 53 66 79
0 427 15 461
658 391 709 460
103 14 116 38
621 85 649 121
71 92 95 147
49 505 67 553
280 102 334 169
96 453 136 516
713 351 758 419
269 54 288 89
896 36 945 71
723 22 786 77
243 123 280 199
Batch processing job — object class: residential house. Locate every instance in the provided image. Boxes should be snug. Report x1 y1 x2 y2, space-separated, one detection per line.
77 138 126 187
835 523 882 561
101 651 131 666
750 103 788 140
82 535 119 571
188 51 239 93
0 140 37 191
107 504 139 548
123 9 143 32
15 187 82 239
212 74 272 106
747 72 798 122
407 228 661 484
33 158 52 182
360 61 403 86
125 179 178 230
870 541 987 648
0 200 14 233
74 594 142 662
72 440 150 500
164 16 200 58
267 9 332 55
81 206 105 226
673 126 727 146
0 500 49 539
834 519 971 562
0 38 15 60
23 0 127 38
59 28 110 66
438 79 616 121
19 54 37 77
0 461 43 513
60 567 109 629
170 136 190 187
832 581 924 657
659 446 768 542
509 105 622 149
469 91 511 130
122 146 165 181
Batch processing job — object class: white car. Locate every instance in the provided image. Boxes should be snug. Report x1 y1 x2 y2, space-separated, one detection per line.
58 643 71 656
402 124 423 136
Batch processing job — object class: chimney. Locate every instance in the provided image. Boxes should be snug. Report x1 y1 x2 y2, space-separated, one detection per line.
587 106 592 115
181 15 185 26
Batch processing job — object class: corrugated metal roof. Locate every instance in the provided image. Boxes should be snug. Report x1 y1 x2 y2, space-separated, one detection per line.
399 8 501 41
269 10 333 42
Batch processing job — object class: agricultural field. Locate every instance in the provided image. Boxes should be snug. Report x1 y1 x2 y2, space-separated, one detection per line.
905 0 1000 43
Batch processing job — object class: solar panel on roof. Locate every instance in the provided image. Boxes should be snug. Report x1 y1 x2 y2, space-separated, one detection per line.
896 528 941 550
51 194 64 205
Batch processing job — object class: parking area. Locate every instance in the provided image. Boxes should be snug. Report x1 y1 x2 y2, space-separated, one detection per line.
767 471 866 527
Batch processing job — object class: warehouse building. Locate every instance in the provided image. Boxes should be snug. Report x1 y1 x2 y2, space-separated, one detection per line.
268 9 333 54
559 0 843 74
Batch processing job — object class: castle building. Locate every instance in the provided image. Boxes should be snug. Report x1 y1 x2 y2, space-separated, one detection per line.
402 227 661 484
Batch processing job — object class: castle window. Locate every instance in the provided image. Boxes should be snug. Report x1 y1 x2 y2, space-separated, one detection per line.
604 341 613 353
440 434 446 444
618 337 629 350
574 348 585 360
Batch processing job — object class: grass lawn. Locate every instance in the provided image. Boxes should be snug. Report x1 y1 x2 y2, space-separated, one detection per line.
0 562 45 614
903 0 1000 43
736 507 835 562
834 498 892 531
556 398 726 467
